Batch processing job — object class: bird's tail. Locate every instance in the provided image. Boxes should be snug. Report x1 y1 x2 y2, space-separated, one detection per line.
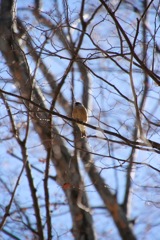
77 124 87 138
81 130 86 138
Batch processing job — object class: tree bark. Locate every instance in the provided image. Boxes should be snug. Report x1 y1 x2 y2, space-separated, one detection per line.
0 1 96 239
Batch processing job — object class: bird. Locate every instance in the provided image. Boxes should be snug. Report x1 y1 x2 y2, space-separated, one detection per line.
72 102 88 138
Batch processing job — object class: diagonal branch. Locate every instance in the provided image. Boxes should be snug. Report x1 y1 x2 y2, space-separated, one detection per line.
0 1 96 238
99 0 160 85
80 142 136 240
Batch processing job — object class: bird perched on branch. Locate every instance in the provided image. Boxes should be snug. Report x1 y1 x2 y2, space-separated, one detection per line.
72 102 88 138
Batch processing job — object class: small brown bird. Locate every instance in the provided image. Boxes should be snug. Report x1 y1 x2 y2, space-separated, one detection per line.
72 102 88 138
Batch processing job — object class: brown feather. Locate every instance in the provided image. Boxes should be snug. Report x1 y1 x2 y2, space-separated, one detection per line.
72 104 88 138
72 106 87 122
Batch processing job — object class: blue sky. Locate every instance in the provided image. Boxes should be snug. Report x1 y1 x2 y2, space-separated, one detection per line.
1 0 160 239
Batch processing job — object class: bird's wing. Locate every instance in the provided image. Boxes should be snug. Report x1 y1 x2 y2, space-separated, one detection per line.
72 106 87 122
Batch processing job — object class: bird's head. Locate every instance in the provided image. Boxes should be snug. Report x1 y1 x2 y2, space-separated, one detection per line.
75 102 82 106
